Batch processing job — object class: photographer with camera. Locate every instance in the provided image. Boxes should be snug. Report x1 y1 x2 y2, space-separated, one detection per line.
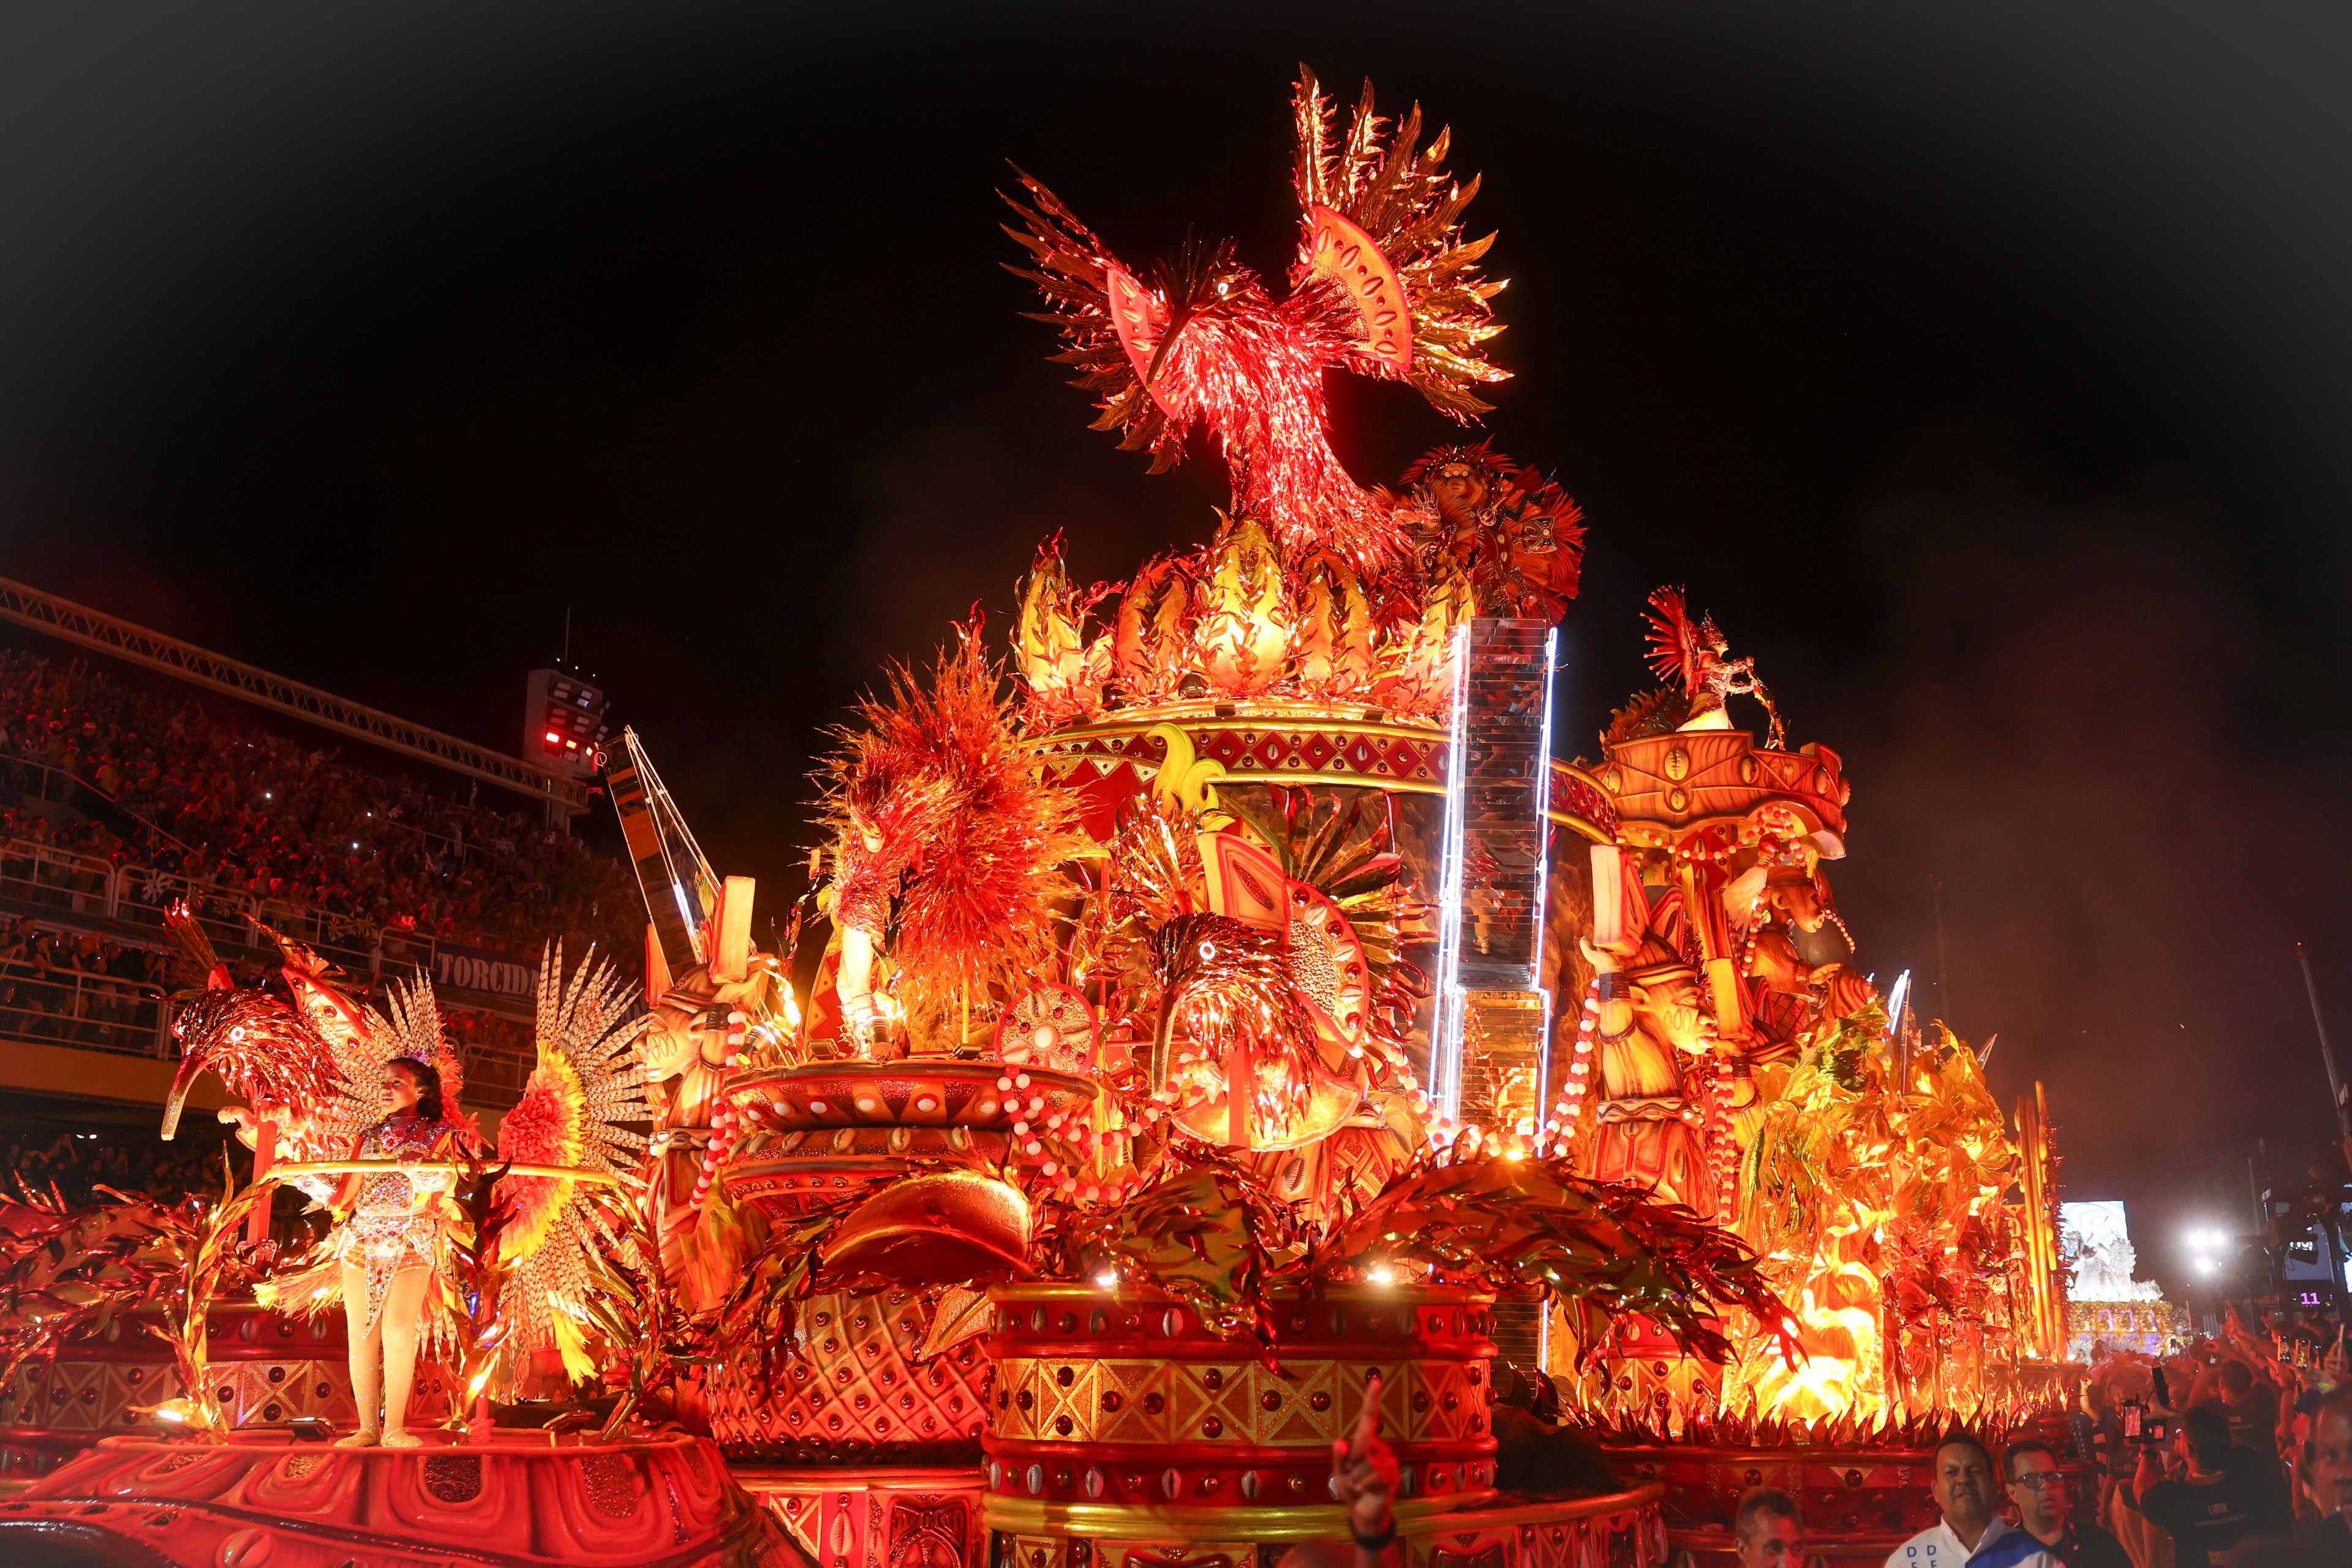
2117 1405 2265 1567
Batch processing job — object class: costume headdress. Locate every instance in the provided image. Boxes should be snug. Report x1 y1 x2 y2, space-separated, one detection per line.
375 974 440 1067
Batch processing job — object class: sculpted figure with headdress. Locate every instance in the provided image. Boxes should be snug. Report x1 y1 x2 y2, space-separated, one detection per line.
1578 927 1721 1219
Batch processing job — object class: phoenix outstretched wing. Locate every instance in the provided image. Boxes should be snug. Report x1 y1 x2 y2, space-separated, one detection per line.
1291 66 1509 420
1000 172 1183 473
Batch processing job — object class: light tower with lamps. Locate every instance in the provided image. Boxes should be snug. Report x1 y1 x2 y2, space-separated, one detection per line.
2183 1224 2234 1335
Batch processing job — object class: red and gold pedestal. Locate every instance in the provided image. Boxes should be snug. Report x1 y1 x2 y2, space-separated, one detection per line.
984 1282 1513 1565
0 1429 791 1567
720 1060 1091 1224
1600 1443 1939 1568
734 1464 990 1567
0 1303 377 1486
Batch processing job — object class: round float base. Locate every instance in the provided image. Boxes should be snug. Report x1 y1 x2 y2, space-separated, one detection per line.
0 1429 797 1567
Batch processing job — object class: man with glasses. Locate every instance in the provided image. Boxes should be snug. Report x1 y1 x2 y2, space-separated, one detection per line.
2002 1440 2128 1568
1888 1434 2058 1568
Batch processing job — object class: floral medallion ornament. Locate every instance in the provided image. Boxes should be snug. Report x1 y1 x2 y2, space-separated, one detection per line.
994 985 1099 1075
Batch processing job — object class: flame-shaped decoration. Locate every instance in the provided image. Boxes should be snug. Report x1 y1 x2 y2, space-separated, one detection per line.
1376 562 1477 716
1292 550 1376 696
1113 554 1192 703
1014 535 1107 728
1192 519 1291 698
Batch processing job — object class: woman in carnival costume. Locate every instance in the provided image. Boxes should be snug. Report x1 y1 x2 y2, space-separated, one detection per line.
170 918 654 1443
319 1043 464 1448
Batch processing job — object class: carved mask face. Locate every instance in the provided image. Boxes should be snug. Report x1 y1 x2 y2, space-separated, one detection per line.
1430 463 1491 529
1629 974 1710 1052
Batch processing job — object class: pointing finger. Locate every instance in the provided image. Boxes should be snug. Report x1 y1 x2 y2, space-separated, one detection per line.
1352 1374 1382 1457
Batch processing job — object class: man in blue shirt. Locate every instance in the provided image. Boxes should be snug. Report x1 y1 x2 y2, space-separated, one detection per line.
2002 1439 2128 1568
1885 1434 2059 1568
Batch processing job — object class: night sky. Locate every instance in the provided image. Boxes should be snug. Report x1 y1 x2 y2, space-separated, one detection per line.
5 2 2350 1291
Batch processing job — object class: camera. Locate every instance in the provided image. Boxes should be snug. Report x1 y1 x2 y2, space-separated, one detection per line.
2119 1397 2171 1447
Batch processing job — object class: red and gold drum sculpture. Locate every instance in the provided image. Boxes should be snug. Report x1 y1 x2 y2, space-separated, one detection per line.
720 1059 1093 1229
706 1059 1092 1480
983 1283 1501 1561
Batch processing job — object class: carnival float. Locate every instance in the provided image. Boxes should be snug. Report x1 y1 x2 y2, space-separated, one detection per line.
0 68 2078 1568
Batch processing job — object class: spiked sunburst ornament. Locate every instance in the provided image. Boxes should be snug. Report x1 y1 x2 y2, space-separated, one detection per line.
492 945 657 1371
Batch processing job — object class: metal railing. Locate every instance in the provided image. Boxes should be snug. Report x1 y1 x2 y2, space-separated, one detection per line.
0 575 589 813
0 965 170 1058
0 831 541 1107
0 826 565 1111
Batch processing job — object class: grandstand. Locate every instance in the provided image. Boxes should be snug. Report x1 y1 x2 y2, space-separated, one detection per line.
0 580 642 1199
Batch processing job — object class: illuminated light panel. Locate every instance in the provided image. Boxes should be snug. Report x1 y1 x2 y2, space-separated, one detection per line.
1431 624 1472 1119
1431 619 1559 1123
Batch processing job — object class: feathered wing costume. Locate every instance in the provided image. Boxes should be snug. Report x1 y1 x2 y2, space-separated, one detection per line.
1003 67 1507 568
489 945 656 1381
257 945 655 1387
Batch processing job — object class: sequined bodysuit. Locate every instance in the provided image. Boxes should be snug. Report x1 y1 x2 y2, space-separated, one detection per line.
331 1115 454 1335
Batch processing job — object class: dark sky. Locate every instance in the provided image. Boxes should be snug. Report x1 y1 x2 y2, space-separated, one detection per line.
4 2 2349 1291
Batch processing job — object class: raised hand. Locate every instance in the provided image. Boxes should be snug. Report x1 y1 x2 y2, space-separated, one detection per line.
1330 1373 1400 1543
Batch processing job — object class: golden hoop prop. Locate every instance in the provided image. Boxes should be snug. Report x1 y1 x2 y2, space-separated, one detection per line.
263 1159 630 1186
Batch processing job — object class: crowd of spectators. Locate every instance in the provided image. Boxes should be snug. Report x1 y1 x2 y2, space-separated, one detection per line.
4 1126 232 1207
0 648 636 957
2068 1313 2352 1565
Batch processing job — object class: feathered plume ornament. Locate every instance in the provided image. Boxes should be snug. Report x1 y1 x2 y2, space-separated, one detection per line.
819 622 1085 1023
371 973 443 1069
492 944 655 1378
1643 586 1705 695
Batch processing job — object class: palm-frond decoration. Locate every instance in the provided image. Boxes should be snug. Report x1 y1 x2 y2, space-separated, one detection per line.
1216 784 1427 1051
0 1184 197 1402
146 1155 273 1434
1322 1150 1796 1367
